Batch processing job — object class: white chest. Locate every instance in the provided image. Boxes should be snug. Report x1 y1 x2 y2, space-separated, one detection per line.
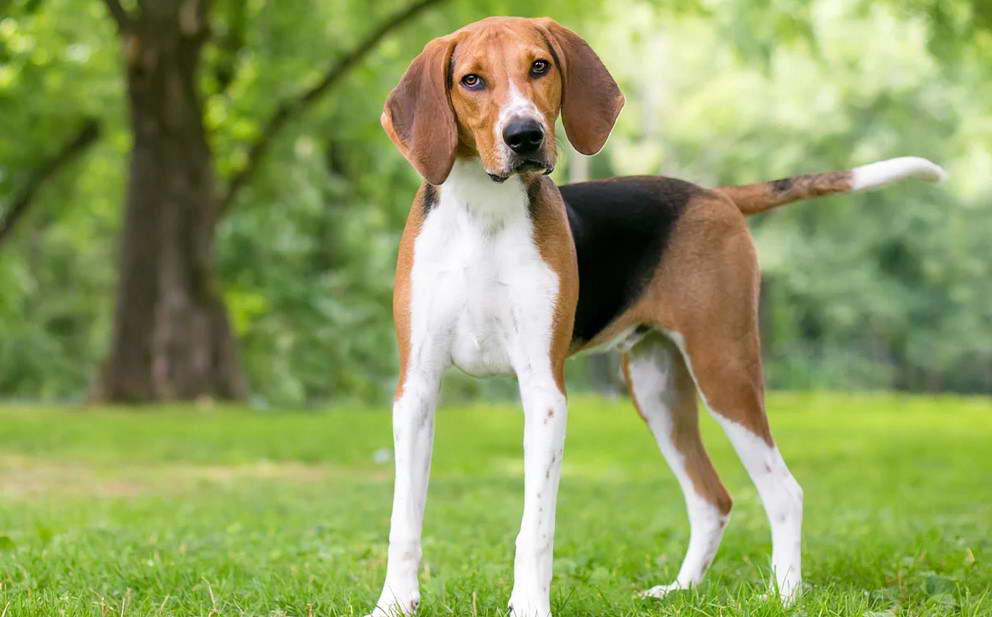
407 161 559 379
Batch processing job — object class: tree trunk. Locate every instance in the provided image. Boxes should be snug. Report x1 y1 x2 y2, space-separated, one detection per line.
96 1 246 402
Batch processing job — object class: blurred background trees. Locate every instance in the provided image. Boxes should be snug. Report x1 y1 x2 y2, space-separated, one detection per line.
0 0 989 406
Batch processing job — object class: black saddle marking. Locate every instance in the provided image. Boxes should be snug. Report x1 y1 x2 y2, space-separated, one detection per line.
560 176 698 346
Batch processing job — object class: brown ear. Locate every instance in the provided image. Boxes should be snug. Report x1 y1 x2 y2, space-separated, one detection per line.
535 18 624 155
381 37 458 185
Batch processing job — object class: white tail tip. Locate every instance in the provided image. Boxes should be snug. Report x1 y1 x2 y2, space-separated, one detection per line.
850 156 948 192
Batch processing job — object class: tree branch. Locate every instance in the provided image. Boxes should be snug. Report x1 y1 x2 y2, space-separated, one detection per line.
0 119 101 247
100 0 133 31
211 0 248 95
216 0 446 213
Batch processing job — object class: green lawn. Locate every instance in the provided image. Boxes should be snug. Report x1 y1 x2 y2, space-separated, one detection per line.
0 393 990 616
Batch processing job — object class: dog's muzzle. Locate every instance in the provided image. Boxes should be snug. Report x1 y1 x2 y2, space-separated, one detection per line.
488 159 555 183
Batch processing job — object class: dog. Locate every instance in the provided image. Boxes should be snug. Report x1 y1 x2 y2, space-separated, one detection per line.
367 16 946 617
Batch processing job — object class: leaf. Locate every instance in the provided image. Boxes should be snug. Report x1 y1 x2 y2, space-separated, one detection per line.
0 535 14 551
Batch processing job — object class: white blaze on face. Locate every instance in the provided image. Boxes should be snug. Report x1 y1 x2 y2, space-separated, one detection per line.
493 82 543 170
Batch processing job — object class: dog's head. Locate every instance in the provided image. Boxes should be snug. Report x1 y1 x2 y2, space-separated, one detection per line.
381 17 624 185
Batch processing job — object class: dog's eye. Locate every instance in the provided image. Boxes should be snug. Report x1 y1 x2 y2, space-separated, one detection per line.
530 59 550 76
460 74 484 90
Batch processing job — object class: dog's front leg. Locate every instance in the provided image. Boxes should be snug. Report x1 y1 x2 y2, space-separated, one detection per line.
509 377 568 617
368 365 443 617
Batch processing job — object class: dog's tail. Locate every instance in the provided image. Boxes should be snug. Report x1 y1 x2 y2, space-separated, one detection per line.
716 156 947 217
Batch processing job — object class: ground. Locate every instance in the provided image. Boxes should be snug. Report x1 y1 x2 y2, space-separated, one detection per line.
0 392 989 616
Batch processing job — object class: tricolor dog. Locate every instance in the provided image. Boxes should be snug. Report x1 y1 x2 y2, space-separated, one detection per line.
368 16 946 617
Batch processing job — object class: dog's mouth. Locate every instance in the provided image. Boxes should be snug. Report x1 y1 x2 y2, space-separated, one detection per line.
487 159 554 183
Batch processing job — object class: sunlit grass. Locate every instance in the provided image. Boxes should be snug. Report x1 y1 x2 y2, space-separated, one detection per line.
0 392 990 616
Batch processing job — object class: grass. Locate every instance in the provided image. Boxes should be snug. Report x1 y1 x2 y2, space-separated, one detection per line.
0 392 990 616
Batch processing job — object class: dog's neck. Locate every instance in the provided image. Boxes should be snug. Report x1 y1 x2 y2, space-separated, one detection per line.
439 158 530 225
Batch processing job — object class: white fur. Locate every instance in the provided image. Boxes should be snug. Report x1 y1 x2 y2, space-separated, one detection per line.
574 325 646 356
662 329 803 604
512 375 567 617
625 338 729 598
714 416 803 602
371 382 440 617
369 158 566 617
492 83 544 174
850 156 947 192
497 82 543 135
425 160 561 379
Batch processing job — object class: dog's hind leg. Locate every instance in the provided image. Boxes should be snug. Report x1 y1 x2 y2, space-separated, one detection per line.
659 220 804 603
622 332 733 598
676 323 804 604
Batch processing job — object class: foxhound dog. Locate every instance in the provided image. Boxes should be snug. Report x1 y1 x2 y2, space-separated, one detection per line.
368 16 946 617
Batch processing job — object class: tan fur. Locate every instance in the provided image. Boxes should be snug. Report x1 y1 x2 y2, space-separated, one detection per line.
383 17 623 184
447 18 564 175
392 185 430 401
718 170 853 216
575 191 774 444
382 38 459 185
532 18 625 155
528 178 579 392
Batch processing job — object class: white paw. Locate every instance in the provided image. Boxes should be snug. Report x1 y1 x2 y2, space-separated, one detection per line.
755 583 800 606
639 582 689 599
365 590 420 617
777 581 801 606
507 593 551 617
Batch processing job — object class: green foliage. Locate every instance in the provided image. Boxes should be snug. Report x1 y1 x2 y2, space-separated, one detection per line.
0 1 121 400
0 0 989 404
592 0 992 394
0 393 990 614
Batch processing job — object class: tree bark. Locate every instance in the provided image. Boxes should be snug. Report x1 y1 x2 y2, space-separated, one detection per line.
96 0 247 402
95 0 444 402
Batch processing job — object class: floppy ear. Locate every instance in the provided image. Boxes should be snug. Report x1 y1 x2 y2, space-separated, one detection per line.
381 37 458 185
535 18 625 155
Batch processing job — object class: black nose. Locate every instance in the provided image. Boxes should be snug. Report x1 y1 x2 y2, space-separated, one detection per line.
502 118 544 155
